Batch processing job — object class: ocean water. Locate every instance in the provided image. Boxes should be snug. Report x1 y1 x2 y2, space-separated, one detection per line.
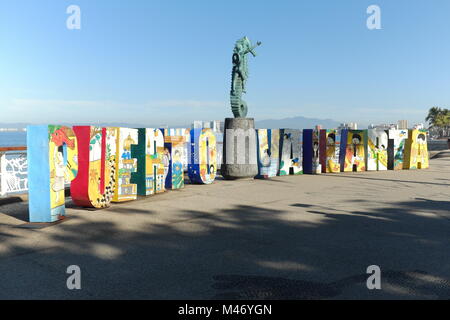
0 131 27 147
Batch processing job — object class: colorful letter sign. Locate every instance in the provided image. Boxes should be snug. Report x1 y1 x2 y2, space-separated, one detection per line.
164 135 185 189
404 129 429 169
71 126 116 208
24 123 432 223
188 128 217 184
367 129 388 171
279 129 302 176
164 128 191 170
344 130 367 172
131 128 165 195
28 125 78 222
303 129 321 174
256 129 280 178
112 128 138 202
319 129 341 173
387 129 408 170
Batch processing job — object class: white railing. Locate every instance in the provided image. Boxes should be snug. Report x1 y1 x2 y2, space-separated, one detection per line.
0 147 28 197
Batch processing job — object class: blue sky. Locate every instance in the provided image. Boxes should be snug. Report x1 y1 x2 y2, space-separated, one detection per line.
1 0 449 127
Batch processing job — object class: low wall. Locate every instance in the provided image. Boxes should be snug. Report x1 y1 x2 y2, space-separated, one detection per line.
428 139 450 151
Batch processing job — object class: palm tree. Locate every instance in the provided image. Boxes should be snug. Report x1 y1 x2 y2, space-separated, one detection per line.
425 107 441 125
426 107 450 138
441 109 450 137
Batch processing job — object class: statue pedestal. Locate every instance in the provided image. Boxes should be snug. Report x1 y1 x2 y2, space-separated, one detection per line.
221 118 258 180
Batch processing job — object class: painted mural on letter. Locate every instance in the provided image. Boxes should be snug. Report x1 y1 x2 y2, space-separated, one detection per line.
312 129 321 174
344 130 366 172
367 129 388 171
164 135 185 189
188 128 217 184
387 129 408 170
130 128 166 196
147 129 165 193
49 126 78 218
404 129 429 169
112 128 138 202
27 125 78 223
164 128 191 171
71 126 116 208
324 130 341 173
279 129 302 176
256 129 280 178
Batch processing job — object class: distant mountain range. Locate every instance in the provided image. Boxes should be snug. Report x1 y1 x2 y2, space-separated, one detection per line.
0 116 342 130
255 116 341 130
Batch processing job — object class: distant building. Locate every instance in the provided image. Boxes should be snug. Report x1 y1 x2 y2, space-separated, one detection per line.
338 123 358 130
191 120 224 133
192 121 203 129
211 120 224 133
413 123 424 130
398 120 408 130
368 123 398 130
203 122 211 129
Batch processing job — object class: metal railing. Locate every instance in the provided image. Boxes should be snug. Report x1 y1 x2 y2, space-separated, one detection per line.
0 147 28 197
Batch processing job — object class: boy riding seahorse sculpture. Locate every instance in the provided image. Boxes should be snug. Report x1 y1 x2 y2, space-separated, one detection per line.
230 36 261 118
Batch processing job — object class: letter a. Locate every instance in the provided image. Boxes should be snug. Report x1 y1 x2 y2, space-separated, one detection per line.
366 5 381 30
66 5 81 30
366 265 381 290
66 265 81 290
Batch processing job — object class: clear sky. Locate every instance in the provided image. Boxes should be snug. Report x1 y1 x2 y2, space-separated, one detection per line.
1 0 449 127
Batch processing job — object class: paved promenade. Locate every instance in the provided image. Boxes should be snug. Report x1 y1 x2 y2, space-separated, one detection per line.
0 154 449 299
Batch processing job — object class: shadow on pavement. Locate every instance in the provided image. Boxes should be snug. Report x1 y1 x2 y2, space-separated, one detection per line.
0 195 450 299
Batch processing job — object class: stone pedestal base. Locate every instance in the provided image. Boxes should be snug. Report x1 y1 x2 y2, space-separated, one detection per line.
221 118 258 180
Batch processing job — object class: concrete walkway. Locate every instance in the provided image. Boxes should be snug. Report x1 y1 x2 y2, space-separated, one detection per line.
0 156 449 299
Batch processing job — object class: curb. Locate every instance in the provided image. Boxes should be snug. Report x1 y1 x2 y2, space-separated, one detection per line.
430 149 450 159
